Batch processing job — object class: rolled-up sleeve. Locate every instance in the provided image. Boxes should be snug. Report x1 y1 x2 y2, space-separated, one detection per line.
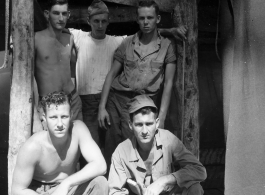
171 137 207 189
113 39 127 64
108 149 129 195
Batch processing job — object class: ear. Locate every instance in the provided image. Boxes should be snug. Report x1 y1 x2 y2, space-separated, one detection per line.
155 117 160 129
128 120 133 131
44 10 49 20
87 17 91 25
70 110 74 121
42 112 46 122
156 15 161 24
68 11 71 19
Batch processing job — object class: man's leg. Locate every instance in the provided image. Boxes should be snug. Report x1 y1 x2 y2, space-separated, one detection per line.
104 91 125 171
181 183 204 195
71 92 83 121
68 176 108 195
80 94 102 146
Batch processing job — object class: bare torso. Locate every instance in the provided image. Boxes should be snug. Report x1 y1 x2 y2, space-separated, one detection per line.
31 128 80 183
35 29 75 96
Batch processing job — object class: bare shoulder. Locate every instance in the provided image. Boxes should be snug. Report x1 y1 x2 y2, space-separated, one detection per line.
17 132 47 163
72 120 90 135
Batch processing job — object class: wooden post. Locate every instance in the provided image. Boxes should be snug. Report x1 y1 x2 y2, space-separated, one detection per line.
8 0 34 194
173 0 199 158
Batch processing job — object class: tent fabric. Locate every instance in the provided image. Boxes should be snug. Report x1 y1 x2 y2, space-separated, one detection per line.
222 0 265 194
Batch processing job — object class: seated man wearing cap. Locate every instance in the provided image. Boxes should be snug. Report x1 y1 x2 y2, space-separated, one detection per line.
108 95 207 195
12 91 108 195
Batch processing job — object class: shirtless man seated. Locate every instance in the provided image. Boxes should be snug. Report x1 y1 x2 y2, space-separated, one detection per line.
34 0 82 132
11 91 108 195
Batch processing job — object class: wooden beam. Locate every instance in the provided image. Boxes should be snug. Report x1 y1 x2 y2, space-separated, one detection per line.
68 6 137 24
8 0 34 194
173 0 199 157
103 0 176 12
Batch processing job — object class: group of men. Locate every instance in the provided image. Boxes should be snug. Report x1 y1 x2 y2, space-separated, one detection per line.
11 0 207 195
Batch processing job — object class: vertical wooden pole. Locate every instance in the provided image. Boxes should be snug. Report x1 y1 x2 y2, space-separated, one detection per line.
8 0 34 194
173 0 199 158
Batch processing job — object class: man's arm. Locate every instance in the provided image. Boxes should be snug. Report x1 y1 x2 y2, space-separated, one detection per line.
108 149 130 195
98 59 123 129
53 121 106 193
70 35 77 85
159 26 187 41
158 62 176 128
12 141 41 195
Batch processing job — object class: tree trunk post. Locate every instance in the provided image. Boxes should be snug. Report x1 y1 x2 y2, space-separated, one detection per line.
173 0 199 158
8 0 34 194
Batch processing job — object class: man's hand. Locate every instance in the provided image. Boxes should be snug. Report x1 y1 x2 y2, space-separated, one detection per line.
98 108 111 129
51 182 70 195
143 178 166 195
171 26 187 40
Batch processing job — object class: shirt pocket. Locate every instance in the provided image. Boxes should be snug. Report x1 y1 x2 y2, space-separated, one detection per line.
152 162 172 179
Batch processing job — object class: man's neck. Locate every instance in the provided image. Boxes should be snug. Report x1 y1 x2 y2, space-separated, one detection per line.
140 28 158 45
137 139 155 160
47 25 63 39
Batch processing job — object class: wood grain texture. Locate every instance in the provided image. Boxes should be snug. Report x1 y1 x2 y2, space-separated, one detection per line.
173 0 199 157
104 0 176 12
8 0 34 194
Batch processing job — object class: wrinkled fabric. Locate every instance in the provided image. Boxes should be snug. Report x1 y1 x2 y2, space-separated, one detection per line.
112 31 176 94
108 129 206 195
222 0 265 194
28 176 108 195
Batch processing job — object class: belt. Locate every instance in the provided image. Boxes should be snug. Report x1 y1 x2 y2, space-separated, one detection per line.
39 88 76 102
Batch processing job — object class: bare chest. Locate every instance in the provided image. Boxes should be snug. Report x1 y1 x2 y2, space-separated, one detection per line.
36 36 72 66
34 142 80 181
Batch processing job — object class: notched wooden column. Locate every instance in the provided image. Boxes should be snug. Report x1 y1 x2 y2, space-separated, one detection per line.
8 0 34 194
173 0 199 158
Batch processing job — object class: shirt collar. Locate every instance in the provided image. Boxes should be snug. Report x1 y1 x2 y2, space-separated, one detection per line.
129 129 162 162
132 30 162 47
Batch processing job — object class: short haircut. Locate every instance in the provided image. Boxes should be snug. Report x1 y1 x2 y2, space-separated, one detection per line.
40 91 70 114
137 0 160 16
129 106 158 121
46 0 69 11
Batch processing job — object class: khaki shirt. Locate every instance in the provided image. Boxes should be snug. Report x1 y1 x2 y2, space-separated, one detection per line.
111 31 176 94
108 129 207 195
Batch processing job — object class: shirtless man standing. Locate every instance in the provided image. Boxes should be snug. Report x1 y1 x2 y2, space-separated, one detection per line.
34 0 82 131
12 91 108 195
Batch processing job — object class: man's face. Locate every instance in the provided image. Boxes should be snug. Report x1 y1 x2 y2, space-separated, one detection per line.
43 103 71 138
45 4 69 30
137 6 161 35
129 112 159 146
88 13 109 39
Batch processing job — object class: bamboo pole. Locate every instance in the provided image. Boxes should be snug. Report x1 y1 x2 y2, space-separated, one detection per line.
8 0 34 194
173 0 199 158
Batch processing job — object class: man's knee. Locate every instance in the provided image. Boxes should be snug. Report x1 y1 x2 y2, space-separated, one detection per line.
186 183 204 195
90 176 108 193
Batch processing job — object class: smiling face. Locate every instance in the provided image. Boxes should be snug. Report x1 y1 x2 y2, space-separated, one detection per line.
137 6 160 35
129 111 159 147
45 4 70 30
43 103 71 138
88 13 109 39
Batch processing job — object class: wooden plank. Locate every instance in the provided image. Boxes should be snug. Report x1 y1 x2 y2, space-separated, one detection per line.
68 6 137 24
172 0 199 157
8 0 34 194
104 0 176 13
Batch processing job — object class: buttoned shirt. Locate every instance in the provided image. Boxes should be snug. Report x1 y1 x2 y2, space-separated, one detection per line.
108 129 207 195
70 29 125 95
111 31 176 94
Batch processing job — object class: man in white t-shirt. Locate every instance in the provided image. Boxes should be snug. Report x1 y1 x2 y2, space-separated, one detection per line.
70 0 125 150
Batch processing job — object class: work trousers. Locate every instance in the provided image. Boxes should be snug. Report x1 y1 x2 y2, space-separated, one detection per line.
28 176 108 195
